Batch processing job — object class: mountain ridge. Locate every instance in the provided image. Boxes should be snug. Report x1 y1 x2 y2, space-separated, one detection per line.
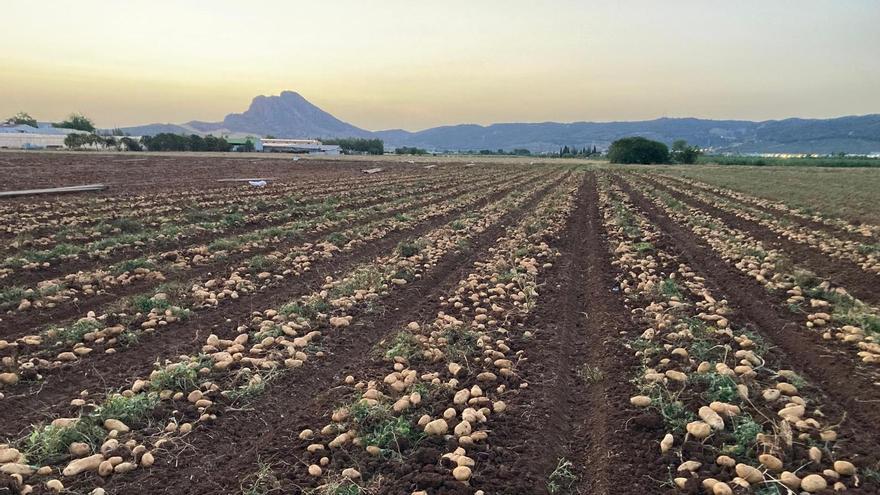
119 92 880 154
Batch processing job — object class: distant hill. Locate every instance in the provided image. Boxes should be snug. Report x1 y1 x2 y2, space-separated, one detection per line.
120 91 880 154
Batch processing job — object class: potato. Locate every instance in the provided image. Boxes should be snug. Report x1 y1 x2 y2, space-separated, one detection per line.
424 419 448 436
62 454 104 476
685 421 711 439
698 406 724 430
735 463 763 484
758 453 783 472
452 466 472 481
660 433 673 453
833 461 856 476
800 474 827 492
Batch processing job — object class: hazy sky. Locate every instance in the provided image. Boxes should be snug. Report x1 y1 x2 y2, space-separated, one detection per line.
2 0 879 130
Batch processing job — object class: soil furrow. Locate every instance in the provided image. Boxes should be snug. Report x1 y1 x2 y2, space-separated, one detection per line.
1 173 514 334
478 172 663 495
657 174 876 245
615 175 880 450
641 175 880 306
2 171 488 286
88 172 567 495
0 174 552 439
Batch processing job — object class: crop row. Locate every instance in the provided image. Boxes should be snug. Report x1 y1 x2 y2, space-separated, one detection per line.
598 175 872 494
620 174 880 367
0 170 470 256
0 169 522 318
0 171 554 394
0 167 443 227
644 174 880 277
0 173 568 494
275 173 578 493
0 170 494 275
656 174 880 242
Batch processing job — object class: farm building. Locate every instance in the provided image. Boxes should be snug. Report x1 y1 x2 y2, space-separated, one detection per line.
227 137 263 152
0 124 86 149
261 138 340 154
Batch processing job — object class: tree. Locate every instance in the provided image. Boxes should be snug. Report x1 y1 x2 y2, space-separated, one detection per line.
6 112 38 127
321 138 384 155
120 137 143 151
53 113 96 132
670 139 701 164
607 137 669 164
395 146 428 155
64 134 86 149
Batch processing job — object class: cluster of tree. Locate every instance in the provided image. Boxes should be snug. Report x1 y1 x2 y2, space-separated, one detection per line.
53 113 96 132
321 138 384 155
557 145 600 158
6 112 104 134
670 139 701 164
141 134 231 152
607 137 701 164
64 132 129 151
476 149 532 156
5 112 38 127
394 146 428 155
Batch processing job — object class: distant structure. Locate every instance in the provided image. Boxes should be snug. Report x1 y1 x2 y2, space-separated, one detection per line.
260 138 340 154
226 137 263 152
0 124 86 149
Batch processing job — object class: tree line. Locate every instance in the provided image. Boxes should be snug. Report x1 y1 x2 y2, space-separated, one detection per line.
607 137 701 164
320 138 384 155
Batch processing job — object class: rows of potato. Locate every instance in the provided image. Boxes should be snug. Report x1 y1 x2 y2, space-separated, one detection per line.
598 175 871 493
0 172 565 494
622 175 880 367
646 174 880 276
285 176 577 493
0 173 550 399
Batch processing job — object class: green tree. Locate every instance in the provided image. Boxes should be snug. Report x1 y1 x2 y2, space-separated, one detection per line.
670 139 701 164
321 138 383 155
7 112 38 127
395 146 427 155
607 137 669 164
64 134 85 149
53 113 96 132
120 137 143 151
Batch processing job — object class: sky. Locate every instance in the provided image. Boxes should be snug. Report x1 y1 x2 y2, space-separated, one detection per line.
2 0 879 130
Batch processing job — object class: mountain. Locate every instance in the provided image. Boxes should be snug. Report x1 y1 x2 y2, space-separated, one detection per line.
120 91 880 154
122 91 369 139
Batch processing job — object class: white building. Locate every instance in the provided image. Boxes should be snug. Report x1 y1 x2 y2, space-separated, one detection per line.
0 124 86 149
261 138 341 154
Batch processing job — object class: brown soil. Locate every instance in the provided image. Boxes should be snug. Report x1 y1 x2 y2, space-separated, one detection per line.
0 175 550 439
80 173 568 495
476 172 666 495
616 176 880 468
641 175 880 306
659 173 878 245
0 171 516 338
1 171 483 289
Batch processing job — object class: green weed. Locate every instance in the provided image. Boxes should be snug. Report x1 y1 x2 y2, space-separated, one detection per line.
547 457 577 494
22 420 105 465
95 393 159 427
349 400 423 453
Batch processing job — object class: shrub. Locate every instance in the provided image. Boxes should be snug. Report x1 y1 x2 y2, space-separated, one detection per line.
608 137 669 164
